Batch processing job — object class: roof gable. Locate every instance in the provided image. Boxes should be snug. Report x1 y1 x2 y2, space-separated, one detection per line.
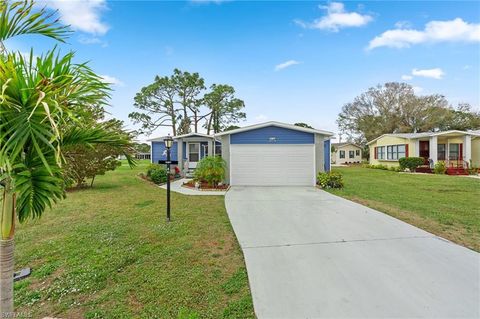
215 121 334 137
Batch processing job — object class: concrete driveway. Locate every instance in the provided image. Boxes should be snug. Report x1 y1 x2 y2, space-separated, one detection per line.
225 187 480 319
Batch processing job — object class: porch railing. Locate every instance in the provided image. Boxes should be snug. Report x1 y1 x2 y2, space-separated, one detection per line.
445 159 469 169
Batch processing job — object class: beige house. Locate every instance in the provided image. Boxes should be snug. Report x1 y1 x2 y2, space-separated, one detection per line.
367 130 480 173
331 143 363 164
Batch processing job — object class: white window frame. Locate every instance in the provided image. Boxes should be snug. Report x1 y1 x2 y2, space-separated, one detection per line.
188 143 200 163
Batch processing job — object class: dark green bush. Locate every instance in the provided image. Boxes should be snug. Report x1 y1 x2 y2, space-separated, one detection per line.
317 171 344 189
194 156 226 186
146 163 162 177
433 161 446 174
399 157 424 172
148 164 168 184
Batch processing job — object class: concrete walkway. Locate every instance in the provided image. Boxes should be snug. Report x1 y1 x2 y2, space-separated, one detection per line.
225 187 480 318
159 178 227 195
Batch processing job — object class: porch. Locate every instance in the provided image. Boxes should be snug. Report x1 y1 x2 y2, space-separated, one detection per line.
415 132 472 175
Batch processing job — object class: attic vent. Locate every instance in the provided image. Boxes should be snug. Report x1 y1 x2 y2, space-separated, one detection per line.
269 137 277 143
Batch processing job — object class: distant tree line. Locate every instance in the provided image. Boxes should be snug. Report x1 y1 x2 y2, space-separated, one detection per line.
337 82 480 145
129 69 246 136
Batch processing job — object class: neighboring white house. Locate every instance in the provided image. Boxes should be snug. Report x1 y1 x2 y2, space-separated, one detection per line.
331 143 362 164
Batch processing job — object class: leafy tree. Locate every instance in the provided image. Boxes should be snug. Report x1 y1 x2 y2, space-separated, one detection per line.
439 103 480 131
0 1 133 312
130 75 178 135
130 71 246 136
64 120 134 188
134 143 151 153
203 84 246 134
223 125 240 132
337 82 450 144
294 122 314 129
171 69 205 134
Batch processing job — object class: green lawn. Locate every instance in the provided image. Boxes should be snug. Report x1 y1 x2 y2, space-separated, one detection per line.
327 166 480 251
14 161 254 318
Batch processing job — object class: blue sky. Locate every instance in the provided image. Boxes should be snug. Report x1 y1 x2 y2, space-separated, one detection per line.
5 0 480 141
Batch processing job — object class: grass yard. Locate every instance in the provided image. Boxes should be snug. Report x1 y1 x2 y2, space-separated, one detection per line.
328 167 480 251
14 161 254 318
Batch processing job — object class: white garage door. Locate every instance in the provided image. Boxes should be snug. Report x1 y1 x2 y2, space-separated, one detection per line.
230 144 315 186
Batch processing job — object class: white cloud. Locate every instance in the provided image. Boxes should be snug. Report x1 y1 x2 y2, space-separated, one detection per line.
368 18 480 50
100 75 125 87
412 68 445 79
46 0 109 35
296 2 373 32
463 65 471 70
274 60 301 71
401 75 413 81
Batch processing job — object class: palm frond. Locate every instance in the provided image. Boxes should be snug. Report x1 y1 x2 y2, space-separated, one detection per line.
62 124 136 168
0 0 71 43
0 49 111 172
13 152 64 222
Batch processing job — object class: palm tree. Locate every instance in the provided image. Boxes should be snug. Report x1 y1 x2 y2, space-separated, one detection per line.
0 0 70 50
0 1 133 312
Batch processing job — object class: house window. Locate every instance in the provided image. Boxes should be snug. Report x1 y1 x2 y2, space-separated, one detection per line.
188 143 200 162
349 150 355 159
355 150 360 156
438 144 446 160
449 143 460 160
376 146 385 160
339 150 345 159
386 144 406 160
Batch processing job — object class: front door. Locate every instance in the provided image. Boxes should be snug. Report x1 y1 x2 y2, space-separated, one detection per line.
419 141 429 164
187 143 200 168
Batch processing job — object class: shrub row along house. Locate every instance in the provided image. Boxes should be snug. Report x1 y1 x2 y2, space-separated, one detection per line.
149 121 334 186
367 130 480 174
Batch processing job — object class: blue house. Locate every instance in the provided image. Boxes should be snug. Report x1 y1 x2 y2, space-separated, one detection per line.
148 133 221 175
215 121 333 186
149 121 333 186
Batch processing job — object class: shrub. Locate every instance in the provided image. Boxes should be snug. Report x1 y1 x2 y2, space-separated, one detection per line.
433 161 446 174
317 171 344 189
194 156 226 186
146 163 162 177
147 164 168 184
399 157 424 172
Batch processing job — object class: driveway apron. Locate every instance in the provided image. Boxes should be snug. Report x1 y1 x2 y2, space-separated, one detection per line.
225 186 480 319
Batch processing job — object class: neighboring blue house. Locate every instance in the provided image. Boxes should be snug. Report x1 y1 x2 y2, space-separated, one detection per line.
216 121 333 186
149 121 333 186
148 133 220 175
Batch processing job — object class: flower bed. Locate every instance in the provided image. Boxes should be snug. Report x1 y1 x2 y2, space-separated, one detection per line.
182 180 230 191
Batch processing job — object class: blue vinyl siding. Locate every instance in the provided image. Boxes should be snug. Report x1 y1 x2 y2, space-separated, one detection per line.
230 126 314 144
152 141 178 163
324 139 331 172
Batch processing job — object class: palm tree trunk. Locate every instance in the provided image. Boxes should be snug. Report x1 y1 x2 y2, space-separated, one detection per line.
0 180 15 314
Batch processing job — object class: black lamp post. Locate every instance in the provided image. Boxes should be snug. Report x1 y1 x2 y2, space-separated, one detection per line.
164 134 173 222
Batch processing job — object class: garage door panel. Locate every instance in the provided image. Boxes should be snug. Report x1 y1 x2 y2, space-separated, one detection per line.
230 144 314 186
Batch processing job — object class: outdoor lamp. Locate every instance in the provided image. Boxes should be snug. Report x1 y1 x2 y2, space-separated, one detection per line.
164 134 173 149
163 134 173 222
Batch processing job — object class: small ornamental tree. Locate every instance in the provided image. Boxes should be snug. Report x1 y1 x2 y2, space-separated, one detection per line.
194 156 226 187
64 145 123 188
64 120 134 188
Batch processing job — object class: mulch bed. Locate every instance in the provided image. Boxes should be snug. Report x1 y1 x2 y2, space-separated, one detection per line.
182 180 230 191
